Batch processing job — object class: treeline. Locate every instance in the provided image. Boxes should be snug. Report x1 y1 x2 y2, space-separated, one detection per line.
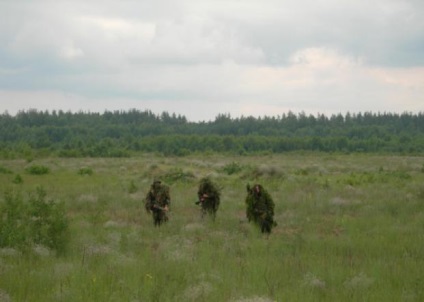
0 109 423 157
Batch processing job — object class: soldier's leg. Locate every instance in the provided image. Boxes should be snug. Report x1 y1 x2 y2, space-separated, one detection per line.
212 201 218 220
200 205 206 219
261 222 271 233
153 211 161 226
257 213 270 233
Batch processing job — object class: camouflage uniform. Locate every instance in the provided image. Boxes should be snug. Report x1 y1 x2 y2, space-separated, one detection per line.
145 180 171 226
196 177 221 220
245 184 277 234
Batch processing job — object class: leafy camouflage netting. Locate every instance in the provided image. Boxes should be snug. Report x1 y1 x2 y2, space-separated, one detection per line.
245 184 277 234
145 180 171 226
197 177 221 219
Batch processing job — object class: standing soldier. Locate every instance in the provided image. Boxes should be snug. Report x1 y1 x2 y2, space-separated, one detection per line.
245 184 277 234
145 179 171 226
196 177 221 220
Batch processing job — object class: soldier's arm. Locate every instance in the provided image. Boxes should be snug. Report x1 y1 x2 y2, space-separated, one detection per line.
164 190 171 207
145 192 154 212
264 193 275 215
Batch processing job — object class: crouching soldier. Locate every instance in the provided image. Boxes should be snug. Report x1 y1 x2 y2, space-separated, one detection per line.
196 177 221 220
245 184 277 234
145 179 171 226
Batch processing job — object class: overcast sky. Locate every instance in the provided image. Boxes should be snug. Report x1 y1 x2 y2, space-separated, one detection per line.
0 0 423 121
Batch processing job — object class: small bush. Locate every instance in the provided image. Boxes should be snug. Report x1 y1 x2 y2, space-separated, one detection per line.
12 174 23 184
162 168 195 183
242 164 283 179
0 187 69 254
0 165 12 174
296 168 309 176
28 187 69 253
25 165 50 175
222 162 243 175
0 190 28 249
78 167 93 176
417 186 424 200
128 180 138 193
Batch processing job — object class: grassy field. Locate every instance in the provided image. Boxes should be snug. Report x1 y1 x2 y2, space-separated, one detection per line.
1 153 424 301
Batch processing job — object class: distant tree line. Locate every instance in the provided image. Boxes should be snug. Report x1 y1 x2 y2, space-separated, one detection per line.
0 109 423 158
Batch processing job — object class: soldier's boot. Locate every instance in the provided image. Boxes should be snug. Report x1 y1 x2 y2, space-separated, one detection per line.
261 223 271 233
200 208 207 220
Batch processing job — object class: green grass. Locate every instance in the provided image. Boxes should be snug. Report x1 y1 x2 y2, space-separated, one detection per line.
0 153 424 301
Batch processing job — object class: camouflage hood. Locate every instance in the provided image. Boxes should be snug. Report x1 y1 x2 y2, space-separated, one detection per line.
198 177 221 200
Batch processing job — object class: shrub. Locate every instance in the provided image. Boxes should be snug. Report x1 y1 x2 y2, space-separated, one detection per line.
128 180 138 193
0 190 29 249
28 187 69 253
78 167 93 176
0 187 69 254
242 164 283 179
25 165 50 175
222 161 243 175
0 165 12 174
162 168 195 183
12 174 23 184
417 186 424 200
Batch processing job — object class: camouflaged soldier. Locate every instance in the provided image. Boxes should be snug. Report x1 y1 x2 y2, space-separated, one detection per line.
245 184 277 234
196 177 221 220
145 179 171 226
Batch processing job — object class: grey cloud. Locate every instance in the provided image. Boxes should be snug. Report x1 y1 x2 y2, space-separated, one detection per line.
0 0 423 119
2 0 423 69
216 0 424 67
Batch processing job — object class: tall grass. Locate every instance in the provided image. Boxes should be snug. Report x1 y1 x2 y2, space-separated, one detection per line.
0 154 423 301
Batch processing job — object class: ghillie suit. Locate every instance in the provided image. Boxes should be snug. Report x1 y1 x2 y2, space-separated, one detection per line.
245 184 277 234
196 177 221 220
145 180 171 226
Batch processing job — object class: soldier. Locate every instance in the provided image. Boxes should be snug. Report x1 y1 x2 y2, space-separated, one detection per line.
196 177 221 220
145 179 171 226
245 184 277 234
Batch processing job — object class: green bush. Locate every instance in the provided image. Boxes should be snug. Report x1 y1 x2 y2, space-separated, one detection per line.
128 180 138 193
222 161 243 175
417 186 424 200
78 167 93 176
25 165 50 175
0 190 29 249
0 187 69 254
162 168 195 183
12 174 23 184
0 165 12 174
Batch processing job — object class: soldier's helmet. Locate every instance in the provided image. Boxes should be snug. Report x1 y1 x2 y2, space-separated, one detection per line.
152 178 162 189
246 183 262 198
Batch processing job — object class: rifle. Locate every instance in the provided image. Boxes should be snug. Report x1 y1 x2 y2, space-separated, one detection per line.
152 204 168 212
146 198 169 213
195 193 209 205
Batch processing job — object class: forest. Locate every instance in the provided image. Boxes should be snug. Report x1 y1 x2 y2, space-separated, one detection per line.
0 109 423 157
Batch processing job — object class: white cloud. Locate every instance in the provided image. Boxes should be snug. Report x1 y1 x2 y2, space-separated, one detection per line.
2 47 422 121
77 15 156 43
60 40 84 60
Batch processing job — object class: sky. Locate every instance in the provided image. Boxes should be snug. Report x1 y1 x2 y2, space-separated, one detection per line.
0 0 423 122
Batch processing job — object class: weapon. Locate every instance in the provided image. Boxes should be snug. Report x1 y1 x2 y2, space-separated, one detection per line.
195 193 209 205
152 204 168 212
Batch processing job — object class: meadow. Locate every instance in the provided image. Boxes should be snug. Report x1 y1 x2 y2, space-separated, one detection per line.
0 153 424 301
